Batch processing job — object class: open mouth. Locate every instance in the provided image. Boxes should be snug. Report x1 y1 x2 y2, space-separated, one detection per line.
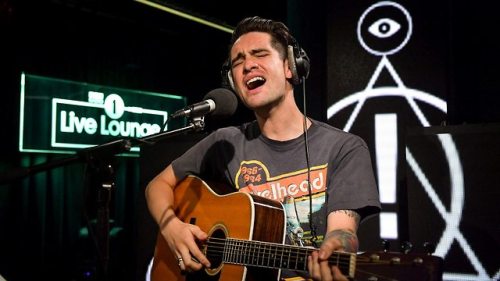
246 76 266 90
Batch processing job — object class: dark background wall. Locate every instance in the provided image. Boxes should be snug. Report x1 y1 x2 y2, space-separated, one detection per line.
1 0 499 280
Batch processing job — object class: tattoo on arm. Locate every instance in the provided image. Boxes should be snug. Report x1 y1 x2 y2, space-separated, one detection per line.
326 210 361 252
332 209 361 225
325 229 359 253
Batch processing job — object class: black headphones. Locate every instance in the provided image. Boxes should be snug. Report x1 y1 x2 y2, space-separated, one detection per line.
221 38 310 90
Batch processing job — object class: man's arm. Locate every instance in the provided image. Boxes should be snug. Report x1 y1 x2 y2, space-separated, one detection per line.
308 209 360 281
323 210 360 252
145 165 178 237
145 165 211 271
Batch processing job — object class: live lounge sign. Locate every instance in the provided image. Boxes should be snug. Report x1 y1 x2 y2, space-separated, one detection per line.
52 92 168 151
19 73 187 154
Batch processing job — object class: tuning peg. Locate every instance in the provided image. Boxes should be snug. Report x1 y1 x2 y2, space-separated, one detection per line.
400 241 413 254
423 242 436 255
381 239 391 252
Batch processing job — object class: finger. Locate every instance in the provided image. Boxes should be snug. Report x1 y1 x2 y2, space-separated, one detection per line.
185 227 211 268
178 247 203 272
331 266 349 281
190 227 211 267
319 237 341 260
319 259 333 281
175 253 186 272
191 225 208 241
308 251 322 280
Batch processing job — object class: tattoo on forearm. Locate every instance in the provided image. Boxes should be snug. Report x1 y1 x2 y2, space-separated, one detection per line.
325 229 359 253
327 210 361 252
332 210 361 225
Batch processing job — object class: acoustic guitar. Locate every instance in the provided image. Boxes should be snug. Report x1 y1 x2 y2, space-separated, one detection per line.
150 175 443 281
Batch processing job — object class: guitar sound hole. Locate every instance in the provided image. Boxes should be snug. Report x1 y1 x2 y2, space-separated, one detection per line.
205 228 225 270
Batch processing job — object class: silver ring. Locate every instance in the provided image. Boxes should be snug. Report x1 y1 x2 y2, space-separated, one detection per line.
177 257 183 266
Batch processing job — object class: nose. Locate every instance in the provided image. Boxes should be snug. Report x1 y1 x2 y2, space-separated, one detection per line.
243 59 259 73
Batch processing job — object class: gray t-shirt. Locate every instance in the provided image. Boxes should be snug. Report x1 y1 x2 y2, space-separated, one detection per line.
171 119 381 278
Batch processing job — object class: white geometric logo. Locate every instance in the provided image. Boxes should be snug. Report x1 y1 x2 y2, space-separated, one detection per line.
327 1 498 280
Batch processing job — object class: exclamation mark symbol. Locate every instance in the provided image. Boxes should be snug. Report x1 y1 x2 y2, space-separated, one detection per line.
375 114 398 239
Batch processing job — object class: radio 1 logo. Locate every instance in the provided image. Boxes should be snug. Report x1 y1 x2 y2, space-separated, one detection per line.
51 91 168 150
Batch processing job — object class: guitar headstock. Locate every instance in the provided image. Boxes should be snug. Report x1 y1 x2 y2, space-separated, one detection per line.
355 251 443 281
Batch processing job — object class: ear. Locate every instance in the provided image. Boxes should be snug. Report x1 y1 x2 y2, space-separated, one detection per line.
284 58 293 80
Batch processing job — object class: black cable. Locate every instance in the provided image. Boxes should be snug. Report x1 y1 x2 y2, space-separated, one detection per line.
81 163 108 280
301 80 319 247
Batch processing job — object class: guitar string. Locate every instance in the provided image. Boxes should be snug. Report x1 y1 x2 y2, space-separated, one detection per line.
203 248 351 264
203 243 411 281
351 256 421 281
203 238 353 268
354 268 399 281
202 244 406 281
201 237 417 280
205 237 353 261
203 254 351 272
205 237 348 259
203 237 372 263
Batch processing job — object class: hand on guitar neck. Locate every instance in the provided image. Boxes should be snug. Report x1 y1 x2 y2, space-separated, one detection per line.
308 229 359 281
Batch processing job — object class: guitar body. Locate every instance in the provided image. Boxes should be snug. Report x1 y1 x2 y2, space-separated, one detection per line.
151 176 286 281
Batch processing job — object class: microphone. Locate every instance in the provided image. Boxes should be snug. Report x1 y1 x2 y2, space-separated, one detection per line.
170 88 238 119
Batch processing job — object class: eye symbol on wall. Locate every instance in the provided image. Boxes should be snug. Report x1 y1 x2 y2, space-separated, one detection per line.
368 18 401 38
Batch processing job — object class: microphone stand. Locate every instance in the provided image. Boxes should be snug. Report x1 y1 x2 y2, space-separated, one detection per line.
0 116 206 280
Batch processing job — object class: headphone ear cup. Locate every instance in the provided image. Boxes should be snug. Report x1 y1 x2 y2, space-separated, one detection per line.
287 45 300 85
221 61 235 91
287 45 310 85
296 47 310 81
227 70 235 91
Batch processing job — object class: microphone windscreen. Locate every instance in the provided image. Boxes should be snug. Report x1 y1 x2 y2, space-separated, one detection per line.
203 88 238 118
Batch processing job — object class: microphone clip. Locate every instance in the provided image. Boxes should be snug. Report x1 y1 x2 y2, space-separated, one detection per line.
162 112 206 133
189 115 206 132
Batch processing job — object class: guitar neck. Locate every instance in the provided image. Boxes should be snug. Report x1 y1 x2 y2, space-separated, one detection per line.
206 237 356 278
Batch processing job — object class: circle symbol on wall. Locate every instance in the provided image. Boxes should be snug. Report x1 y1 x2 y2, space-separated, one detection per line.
104 94 125 119
357 1 412 56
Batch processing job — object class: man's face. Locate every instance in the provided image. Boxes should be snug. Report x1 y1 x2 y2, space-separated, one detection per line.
229 32 293 111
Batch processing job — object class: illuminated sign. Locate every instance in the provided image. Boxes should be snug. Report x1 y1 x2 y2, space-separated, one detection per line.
327 1 497 280
329 0 450 241
19 73 187 155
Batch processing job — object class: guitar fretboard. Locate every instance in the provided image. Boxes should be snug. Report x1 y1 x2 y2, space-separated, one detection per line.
205 237 355 276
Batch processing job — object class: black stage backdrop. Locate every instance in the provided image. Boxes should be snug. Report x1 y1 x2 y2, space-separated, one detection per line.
406 123 500 280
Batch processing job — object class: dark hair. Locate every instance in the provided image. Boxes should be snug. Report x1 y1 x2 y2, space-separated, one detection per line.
229 16 295 60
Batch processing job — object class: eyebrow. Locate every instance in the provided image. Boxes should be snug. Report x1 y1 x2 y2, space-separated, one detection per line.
231 48 269 66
